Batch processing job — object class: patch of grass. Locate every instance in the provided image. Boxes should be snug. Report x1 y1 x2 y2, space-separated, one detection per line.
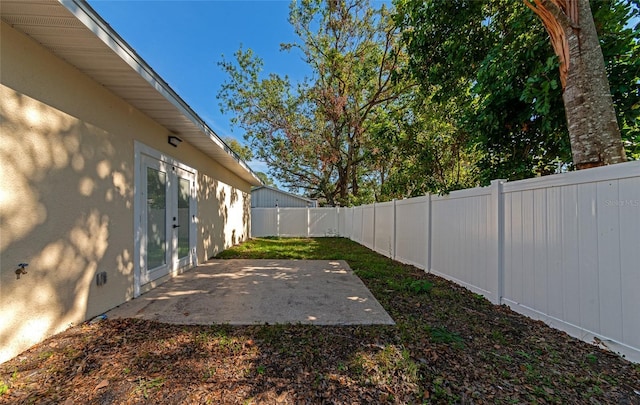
135 377 165 399
254 323 287 342
351 345 419 394
214 237 324 260
203 367 217 380
430 376 460 402
407 279 433 294
0 381 8 396
521 362 534 374
194 330 212 345
387 277 432 293
585 384 604 397
428 326 464 346
585 353 598 365
491 330 507 345
216 335 243 354
38 350 54 360
430 287 454 299
493 352 513 363
354 269 379 279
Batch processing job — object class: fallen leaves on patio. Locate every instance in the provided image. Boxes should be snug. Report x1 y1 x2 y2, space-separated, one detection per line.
1 238 639 404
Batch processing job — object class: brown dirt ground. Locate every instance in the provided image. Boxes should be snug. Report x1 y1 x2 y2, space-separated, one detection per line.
1 239 639 404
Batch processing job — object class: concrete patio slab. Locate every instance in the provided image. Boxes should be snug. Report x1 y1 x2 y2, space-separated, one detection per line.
106 259 394 325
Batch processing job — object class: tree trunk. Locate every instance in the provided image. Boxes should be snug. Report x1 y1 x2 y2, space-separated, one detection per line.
525 0 626 169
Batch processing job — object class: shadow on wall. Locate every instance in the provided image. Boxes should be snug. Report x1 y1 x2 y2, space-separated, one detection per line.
0 87 134 363
198 173 250 260
242 189 251 242
198 174 226 261
226 186 250 247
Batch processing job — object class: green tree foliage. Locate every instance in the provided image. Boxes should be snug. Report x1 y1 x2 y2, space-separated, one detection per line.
219 0 636 200
597 0 640 159
219 0 412 205
223 136 253 162
255 172 275 187
223 137 277 187
367 94 481 198
396 0 639 182
219 0 481 203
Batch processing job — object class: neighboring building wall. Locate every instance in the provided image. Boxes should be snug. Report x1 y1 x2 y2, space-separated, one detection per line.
0 22 251 363
251 187 316 208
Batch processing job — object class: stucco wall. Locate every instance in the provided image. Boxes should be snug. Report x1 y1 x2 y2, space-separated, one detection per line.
197 173 251 260
0 21 251 363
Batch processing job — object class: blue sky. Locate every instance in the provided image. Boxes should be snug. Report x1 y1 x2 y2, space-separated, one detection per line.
88 0 310 175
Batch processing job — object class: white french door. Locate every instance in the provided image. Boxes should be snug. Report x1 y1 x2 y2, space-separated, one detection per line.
137 149 196 289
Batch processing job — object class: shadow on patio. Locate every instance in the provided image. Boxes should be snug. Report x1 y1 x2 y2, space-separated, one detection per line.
106 259 395 326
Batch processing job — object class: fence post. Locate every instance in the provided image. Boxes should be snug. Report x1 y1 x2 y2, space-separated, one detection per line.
372 202 376 252
490 179 506 305
307 207 310 237
393 199 397 260
426 194 432 273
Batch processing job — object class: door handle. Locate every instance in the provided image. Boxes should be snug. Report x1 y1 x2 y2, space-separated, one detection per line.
172 224 180 229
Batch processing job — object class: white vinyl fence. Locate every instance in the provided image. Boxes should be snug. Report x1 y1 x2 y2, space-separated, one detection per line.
251 207 345 237
250 161 640 362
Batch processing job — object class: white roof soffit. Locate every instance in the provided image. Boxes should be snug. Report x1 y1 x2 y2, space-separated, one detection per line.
0 0 262 186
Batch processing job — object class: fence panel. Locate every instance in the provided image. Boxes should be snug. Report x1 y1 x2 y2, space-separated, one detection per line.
351 206 363 243
619 175 640 355
502 163 640 361
430 187 496 301
360 204 375 250
309 208 339 236
340 207 353 238
373 201 395 257
278 208 309 236
395 196 430 269
250 208 278 237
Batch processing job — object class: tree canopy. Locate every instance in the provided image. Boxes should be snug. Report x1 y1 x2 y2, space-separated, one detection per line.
218 0 639 204
219 0 411 205
395 0 639 181
223 136 253 162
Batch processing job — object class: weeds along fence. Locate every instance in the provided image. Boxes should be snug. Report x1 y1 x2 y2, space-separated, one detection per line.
250 161 640 362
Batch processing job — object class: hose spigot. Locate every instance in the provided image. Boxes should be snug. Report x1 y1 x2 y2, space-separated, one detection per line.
15 263 28 279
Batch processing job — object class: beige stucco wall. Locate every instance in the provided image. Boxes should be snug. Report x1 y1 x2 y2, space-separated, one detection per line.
197 171 252 260
0 22 251 363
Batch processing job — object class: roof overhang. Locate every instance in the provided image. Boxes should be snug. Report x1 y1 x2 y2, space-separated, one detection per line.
1 0 262 186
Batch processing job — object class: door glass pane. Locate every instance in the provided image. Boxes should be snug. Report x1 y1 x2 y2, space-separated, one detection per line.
147 167 167 269
177 176 190 259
